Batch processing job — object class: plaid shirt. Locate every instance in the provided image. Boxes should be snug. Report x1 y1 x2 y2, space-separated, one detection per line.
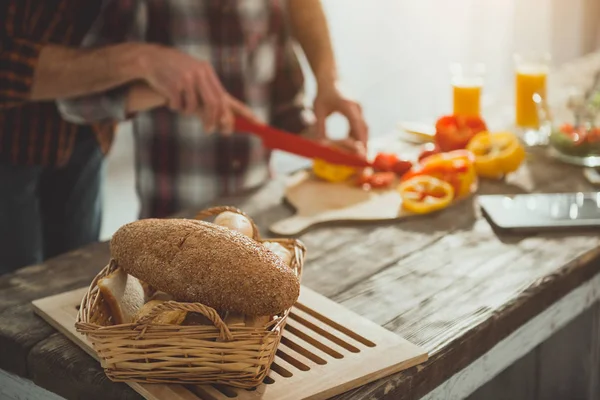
0 0 113 167
59 0 309 218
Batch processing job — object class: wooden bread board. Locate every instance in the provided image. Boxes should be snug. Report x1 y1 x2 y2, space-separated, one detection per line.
33 286 427 400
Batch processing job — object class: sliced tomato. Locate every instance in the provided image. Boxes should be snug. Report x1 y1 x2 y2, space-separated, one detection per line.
418 143 441 162
373 153 399 172
355 169 373 186
369 172 395 188
355 170 395 189
392 159 413 177
435 115 488 151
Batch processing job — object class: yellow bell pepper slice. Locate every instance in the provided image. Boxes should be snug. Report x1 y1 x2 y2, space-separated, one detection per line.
312 159 358 183
466 132 526 179
398 176 455 214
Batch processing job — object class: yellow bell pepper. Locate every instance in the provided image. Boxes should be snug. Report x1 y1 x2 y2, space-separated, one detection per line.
312 159 358 183
398 176 455 214
466 132 525 179
403 150 478 199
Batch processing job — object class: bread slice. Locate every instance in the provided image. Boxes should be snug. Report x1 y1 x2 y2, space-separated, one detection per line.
134 300 187 325
98 267 146 324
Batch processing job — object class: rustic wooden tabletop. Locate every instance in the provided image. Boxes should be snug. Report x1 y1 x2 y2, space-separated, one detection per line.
2 54 600 400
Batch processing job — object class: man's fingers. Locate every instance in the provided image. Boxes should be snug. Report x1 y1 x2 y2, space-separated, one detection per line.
182 85 198 115
342 103 368 144
195 73 219 132
168 90 183 111
203 67 228 129
313 106 328 140
219 108 235 135
228 95 262 123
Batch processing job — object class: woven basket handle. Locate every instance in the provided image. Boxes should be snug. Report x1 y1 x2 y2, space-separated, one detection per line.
194 206 261 241
137 301 234 342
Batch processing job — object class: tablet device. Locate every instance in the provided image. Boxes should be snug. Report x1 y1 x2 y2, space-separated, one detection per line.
478 192 600 233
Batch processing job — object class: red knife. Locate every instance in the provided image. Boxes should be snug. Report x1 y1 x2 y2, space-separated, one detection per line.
234 116 371 168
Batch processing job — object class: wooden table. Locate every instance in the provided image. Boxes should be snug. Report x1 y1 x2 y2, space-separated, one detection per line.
2 54 600 400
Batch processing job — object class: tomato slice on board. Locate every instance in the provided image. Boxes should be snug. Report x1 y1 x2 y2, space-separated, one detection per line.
435 115 488 151
355 170 373 186
418 143 441 162
392 159 413 177
355 170 395 189
398 176 454 214
369 172 396 188
373 153 399 172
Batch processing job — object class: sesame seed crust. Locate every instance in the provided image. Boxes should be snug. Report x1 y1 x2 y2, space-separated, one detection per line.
110 219 300 316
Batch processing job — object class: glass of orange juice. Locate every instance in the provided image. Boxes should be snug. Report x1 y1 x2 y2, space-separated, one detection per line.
451 63 485 117
514 53 551 146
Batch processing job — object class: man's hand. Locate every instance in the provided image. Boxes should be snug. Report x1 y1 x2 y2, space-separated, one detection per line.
140 45 258 133
313 81 369 146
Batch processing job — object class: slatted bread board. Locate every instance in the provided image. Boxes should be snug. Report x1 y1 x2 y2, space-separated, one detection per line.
32 286 427 400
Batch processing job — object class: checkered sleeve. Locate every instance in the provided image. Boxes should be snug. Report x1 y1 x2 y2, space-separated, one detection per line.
0 0 57 108
57 0 145 124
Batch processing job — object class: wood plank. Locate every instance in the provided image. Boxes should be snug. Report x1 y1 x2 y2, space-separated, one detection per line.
0 242 109 376
536 303 600 400
589 302 600 400
28 333 142 400
0 369 66 400
465 352 537 400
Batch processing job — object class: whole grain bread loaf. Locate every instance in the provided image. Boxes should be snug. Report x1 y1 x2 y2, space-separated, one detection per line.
110 219 300 316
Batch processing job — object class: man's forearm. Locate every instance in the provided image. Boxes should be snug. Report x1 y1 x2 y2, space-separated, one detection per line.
56 81 166 126
288 0 338 85
125 83 167 114
31 42 151 101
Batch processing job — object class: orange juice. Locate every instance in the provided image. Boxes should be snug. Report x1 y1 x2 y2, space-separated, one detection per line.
515 66 547 128
453 84 481 117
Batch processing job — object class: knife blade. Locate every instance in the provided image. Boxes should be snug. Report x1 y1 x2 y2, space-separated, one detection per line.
234 116 371 168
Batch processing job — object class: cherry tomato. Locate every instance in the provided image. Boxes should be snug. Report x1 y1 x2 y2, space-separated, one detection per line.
369 172 395 189
418 143 441 162
434 115 488 151
373 153 399 172
355 170 395 189
355 170 373 186
560 123 574 134
589 128 600 143
392 159 413 177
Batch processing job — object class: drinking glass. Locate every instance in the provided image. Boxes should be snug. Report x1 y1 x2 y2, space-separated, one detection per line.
514 52 551 146
451 63 485 117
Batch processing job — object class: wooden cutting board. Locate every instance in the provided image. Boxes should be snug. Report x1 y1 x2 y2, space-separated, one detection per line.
33 286 427 400
270 136 421 236
270 171 413 236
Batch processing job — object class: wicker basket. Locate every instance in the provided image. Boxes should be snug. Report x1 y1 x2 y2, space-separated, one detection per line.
75 206 306 388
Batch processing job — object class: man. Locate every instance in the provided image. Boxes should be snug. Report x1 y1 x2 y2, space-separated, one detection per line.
59 0 369 219
0 0 256 274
